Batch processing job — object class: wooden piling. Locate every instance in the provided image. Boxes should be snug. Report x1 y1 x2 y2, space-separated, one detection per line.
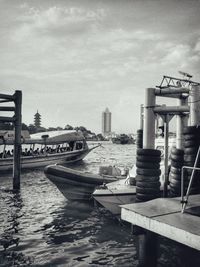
138 231 158 267
13 90 22 190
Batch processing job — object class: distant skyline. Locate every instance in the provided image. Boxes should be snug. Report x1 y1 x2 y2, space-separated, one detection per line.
1 0 200 133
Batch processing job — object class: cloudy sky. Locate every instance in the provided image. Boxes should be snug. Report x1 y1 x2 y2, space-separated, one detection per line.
0 0 200 133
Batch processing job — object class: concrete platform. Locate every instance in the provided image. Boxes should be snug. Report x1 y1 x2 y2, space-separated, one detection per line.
121 194 200 251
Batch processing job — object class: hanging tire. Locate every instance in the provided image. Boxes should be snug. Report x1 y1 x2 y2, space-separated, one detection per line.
136 155 161 163
136 181 161 188
137 149 161 157
169 172 181 180
183 126 199 135
184 155 197 162
136 193 160 201
184 147 198 155
170 179 181 188
169 187 181 195
136 186 160 195
170 166 182 175
136 168 161 176
170 154 184 162
136 175 160 182
169 185 182 192
186 168 200 176
170 160 183 168
184 140 198 147
169 183 181 190
136 161 160 169
170 147 184 156
184 134 198 141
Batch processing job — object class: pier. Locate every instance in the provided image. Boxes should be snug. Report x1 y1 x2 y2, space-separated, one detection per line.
121 74 200 266
121 194 200 251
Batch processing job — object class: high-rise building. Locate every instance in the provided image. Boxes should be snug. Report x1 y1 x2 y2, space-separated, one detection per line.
34 110 41 128
102 108 111 136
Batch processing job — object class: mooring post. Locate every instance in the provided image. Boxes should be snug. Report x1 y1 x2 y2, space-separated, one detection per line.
13 90 22 190
190 85 200 125
163 114 169 197
138 231 158 267
143 88 156 149
138 88 158 267
176 98 188 149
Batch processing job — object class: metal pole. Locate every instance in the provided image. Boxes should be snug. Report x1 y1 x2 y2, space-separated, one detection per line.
13 90 22 190
143 88 156 149
163 115 169 197
182 146 200 213
140 104 144 130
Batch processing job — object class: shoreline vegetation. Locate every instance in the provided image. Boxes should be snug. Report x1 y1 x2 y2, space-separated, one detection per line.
0 122 134 142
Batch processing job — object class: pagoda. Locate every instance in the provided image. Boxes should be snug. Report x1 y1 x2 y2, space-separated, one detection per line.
34 110 41 128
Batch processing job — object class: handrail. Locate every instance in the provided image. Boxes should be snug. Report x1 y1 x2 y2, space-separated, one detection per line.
181 146 200 213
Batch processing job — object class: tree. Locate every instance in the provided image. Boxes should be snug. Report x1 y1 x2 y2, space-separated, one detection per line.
0 122 13 130
65 124 73 130
97 133 105 141
22 123 29 131
28 124 37 134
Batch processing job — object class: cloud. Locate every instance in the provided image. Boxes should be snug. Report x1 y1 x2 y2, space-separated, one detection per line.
13 5 106 41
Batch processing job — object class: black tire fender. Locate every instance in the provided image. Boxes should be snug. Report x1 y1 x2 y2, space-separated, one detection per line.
136 175 160 182
136 155 161 163
136 168 161 176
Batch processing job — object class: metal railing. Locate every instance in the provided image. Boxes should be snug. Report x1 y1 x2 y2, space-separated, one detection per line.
181 146 200 213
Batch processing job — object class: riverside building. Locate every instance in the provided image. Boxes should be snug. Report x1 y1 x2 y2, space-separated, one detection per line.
102 108 111 137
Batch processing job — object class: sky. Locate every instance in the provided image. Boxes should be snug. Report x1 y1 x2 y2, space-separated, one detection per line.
0 0 200 134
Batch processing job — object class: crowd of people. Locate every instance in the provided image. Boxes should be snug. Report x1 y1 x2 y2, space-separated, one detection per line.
0 141 84 159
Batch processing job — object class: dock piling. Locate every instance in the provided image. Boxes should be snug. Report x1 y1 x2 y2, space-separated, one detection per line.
0 90 22 190
138 231 158 267
13 91 22 190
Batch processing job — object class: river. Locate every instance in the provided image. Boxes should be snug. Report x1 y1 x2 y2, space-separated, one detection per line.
0 142 200 266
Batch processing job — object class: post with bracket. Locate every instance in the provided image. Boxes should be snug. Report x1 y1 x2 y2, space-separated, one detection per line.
13 91 22 190
158 113 174 197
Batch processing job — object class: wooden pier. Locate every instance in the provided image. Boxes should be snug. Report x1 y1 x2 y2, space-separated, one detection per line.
121 194 200 251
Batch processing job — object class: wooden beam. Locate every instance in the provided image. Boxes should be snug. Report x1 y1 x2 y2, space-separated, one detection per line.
0 116 15 122
0 106 15 112
0 93 15 100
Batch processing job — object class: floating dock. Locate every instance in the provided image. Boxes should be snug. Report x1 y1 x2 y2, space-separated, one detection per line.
121 194 200 251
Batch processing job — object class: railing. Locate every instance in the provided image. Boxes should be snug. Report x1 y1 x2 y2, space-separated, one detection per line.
181 146 200 213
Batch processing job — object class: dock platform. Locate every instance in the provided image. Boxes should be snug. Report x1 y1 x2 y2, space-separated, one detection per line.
121 194 200 251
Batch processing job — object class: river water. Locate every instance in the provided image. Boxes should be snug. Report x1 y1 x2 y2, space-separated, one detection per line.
0 142 200 266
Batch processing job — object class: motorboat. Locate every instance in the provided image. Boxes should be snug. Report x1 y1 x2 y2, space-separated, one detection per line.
93 137 176 216
92 166 137 216
112 134 135 144
44 164 123 201
0 130 98 172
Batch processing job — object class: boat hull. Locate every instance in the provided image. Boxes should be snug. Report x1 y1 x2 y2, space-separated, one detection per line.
44 165 119 201
0 148 90 172
93 180 136 216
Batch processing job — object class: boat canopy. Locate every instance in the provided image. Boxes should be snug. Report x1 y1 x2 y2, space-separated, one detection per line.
0 130 85 145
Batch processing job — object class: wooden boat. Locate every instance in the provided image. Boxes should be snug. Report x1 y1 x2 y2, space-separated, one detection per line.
0 130 97 172
44 164 122 200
